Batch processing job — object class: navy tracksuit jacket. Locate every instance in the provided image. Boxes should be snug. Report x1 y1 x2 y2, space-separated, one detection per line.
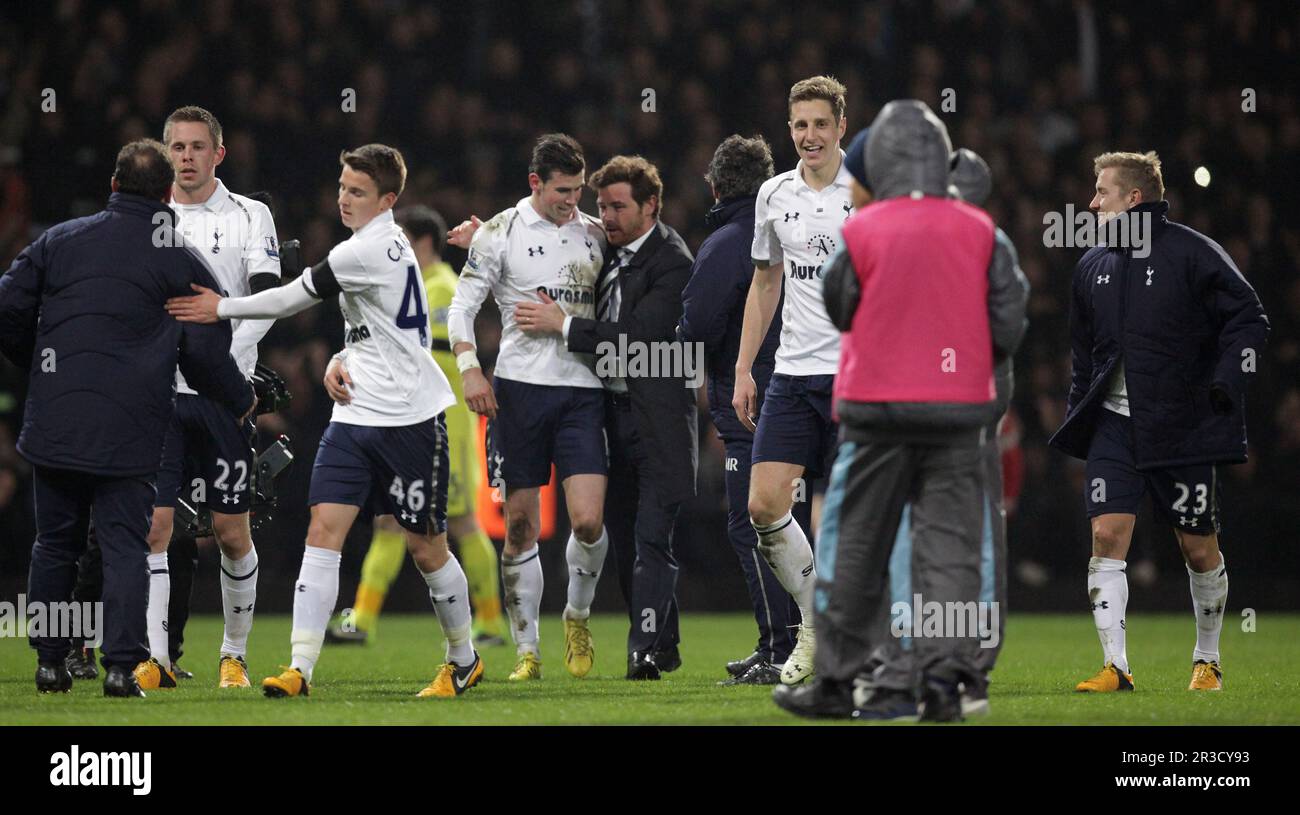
680 195 802 663
0 191 253 669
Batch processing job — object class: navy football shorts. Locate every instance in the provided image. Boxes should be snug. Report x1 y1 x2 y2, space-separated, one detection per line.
308 415 449 535
1084 408 1221 534
752 373 837 479
487 377 607 490
155 393 255 514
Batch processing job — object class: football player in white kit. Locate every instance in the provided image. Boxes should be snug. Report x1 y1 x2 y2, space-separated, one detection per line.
133 106 279 692
732 76 854 685
167 144 482 699
447 134 611 682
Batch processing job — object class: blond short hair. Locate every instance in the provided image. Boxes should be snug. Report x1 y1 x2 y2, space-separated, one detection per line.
789 75 847 122
1094 151 1165 203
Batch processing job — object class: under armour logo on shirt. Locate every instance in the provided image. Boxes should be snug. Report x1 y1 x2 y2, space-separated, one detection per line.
784 212 800 222
1097 275 1110 284
528 246 544 257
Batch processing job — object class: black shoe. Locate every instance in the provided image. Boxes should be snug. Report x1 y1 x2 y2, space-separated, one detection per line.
36 661 73 693
771 677 854 719
170 662 194 680
626 651 661 680
919 677 964 723
652 645 681 673
103 665 146 698
65 647 99 680
851 687 919 722
719 659 781 686
725 650 764 677
324 625 369 645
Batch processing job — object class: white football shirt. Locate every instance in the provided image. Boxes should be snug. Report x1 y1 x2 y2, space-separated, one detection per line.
171 179 281 394
448 197 606 388
752 152 855 376
312 210 456 426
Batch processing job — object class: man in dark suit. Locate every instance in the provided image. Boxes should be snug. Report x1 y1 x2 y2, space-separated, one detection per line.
517 155 698 679
0 139 254 697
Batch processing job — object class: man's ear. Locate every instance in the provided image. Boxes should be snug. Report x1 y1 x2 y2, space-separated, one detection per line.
111 177 119 193
380 191 398 212
213 144 227 169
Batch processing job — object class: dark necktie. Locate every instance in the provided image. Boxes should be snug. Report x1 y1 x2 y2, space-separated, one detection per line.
596 248 628 321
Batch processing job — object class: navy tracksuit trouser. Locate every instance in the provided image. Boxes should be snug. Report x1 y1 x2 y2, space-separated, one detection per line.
28 466 153 669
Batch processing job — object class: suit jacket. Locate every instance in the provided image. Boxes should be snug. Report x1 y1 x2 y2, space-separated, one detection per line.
567 220 699 504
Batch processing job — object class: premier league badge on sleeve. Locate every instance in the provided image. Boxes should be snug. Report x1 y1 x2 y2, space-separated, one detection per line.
264 235 279 258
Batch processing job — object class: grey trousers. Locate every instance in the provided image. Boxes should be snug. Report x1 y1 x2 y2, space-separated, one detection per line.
813 435 989 691
972 431 1007 676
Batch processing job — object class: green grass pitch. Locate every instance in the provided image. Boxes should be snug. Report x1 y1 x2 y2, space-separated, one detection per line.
2 612 1297 725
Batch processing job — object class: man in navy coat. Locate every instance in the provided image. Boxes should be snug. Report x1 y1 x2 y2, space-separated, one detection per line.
1049 151 1269 694
679 134 801 684
0 139 254 696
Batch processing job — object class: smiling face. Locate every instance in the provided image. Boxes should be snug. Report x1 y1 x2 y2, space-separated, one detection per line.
1090 167 1139 223
167 120 225 201
530 169 584 226
789 99 846 174
338 164 396 231
596 182 656 247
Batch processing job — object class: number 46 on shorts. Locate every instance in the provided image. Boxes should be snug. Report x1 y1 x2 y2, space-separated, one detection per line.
389 476 426 512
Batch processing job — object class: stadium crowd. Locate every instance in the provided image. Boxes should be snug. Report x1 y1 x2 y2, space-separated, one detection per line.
1 0 1297 603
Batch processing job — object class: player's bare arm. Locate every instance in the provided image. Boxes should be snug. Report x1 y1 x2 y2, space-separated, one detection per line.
732 263 782 432
453 341 497 419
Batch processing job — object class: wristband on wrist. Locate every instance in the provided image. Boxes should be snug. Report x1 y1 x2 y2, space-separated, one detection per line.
457 349 481 373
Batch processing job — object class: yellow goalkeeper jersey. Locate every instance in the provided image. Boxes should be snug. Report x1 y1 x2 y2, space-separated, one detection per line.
423 260 463 400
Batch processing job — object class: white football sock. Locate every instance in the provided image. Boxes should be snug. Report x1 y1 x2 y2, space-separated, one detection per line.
502 545 543 656
219 544 258 658
752 512 816 627
1188 553 1228 664
564 527 608 621
422 556 475 666
289 546 340 682
146 552 170 664
1087 556 1129 673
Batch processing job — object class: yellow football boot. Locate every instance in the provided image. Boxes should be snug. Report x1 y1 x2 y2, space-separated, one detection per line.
1075 661 1134 692
218 655 251 688
262 666 310 698
418 653 484 698
507 652 542 681
563 617 595 678
133 657 177 690
1188 660 1223 691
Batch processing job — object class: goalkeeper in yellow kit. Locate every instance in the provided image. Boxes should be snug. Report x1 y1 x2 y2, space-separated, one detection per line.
327 205 506 646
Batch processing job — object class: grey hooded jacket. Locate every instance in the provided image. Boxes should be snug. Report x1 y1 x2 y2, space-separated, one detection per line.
822 100 1029 441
